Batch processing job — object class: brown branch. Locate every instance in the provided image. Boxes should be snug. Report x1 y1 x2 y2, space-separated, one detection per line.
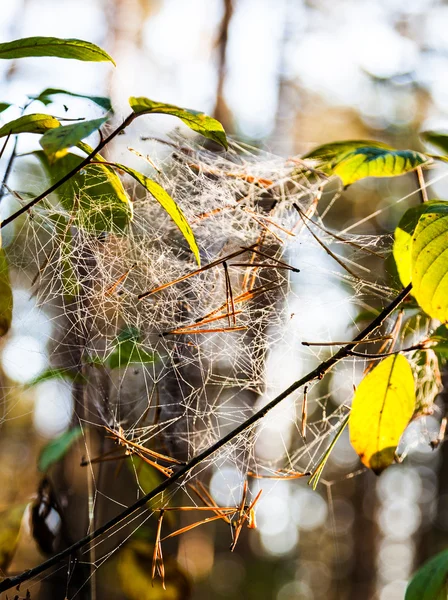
0 113 136 229
0 282 412 594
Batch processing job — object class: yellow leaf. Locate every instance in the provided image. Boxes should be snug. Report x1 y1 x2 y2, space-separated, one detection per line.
117 540 191 600
349 355 416 474
0 250 13 337
0 504 27 573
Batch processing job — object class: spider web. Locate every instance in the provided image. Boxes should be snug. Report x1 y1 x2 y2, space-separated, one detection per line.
6 135 400 472
4 134 433 593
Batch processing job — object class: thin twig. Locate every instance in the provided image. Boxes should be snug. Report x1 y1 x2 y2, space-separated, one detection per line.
0 133 17 205
297 208 384 258
239 246 300 272
301 385 308 439
294 204 361 279
302 336 393 347
223 261 236 326
138 245 257 300
416 166 428 204
0 113 136 229
248 469 310 480
0 282 412 594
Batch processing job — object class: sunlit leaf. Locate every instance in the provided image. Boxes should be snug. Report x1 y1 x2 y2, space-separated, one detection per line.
411 203 448 322
38 426 82 472
304 140 430 186
110 162 200 265
108 326 155 370
0 113 60 138
0 504 27 572
40 116 108 162
32 88 112 111
0 250 13 337
304 140 390 161
117 540 191 600
393 201 447 288
0 37 115 65
35 150 132 233
129 96 228 149
349 354 415 473
406 549 448 600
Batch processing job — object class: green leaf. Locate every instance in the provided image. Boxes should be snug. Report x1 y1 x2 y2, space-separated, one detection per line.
309 414 349 490
406 549 448 600
32 88 112 111
0 250 13 337
421 131 448 156
411 203 448 322
110 162 200 265
354 309 380 324
0 504 27 572
129 96 228 149
393 201 448 288
0 102 11 113
304 140 430 186
26 367 80 387
349 354 416 474
40 116 108 162
35 150 132 233
38 426 82 472
0 37 115 65
0 113 60 138
107 326 155 370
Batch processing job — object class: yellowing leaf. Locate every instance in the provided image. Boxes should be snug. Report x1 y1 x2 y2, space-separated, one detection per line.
0 504 27 572
304 140 390 162
393 201 447 288
411 203 448 322
35 151 132 233
0 37 115 64
349 354 415 473
0 250 13 337
0 113 60 138
40 117 108 162
129 96 228 149
304 140 430 186
110 162 200 265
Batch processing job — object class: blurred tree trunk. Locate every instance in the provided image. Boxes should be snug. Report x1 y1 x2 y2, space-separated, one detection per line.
213 0 234 133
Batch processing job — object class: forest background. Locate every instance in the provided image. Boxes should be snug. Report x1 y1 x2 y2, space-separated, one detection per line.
1 1 448 600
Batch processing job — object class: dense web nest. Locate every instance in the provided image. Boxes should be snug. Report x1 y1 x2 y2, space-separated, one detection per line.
5 135 408 540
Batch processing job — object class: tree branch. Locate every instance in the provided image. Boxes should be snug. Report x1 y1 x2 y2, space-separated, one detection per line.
0 283 412 593
0 113 136 229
